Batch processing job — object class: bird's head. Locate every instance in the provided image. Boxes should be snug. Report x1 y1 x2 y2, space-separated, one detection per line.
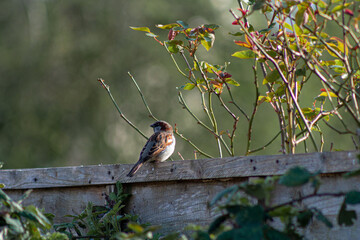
150 120 173 133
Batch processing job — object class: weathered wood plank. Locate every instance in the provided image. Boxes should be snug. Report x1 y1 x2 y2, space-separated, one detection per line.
1 152 360 239
124 176 360 237
1 151 358 189
5 185 110 223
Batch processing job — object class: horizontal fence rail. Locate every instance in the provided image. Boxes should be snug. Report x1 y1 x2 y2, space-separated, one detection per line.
1 151 360 239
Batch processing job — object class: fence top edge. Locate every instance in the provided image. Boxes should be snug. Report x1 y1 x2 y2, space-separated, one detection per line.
1 151 358 190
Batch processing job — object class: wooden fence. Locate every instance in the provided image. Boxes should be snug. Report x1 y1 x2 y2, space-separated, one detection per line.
1 151 360 239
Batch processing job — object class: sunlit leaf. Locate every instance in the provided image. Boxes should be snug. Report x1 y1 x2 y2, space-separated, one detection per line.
225 78 240 86
234 40 251 48
182 83 196 90
129 26 151 32
319 91 338 98
284 22 293 31
201 33 215 51
232 50 256 59
145 32 158 38
331 2 352 13
156 23 179 29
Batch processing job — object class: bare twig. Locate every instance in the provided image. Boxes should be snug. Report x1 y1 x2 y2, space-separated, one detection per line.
127 72 158 121
98 78 148 140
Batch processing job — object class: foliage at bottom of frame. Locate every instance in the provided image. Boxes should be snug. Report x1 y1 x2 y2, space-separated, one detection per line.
1 159 360 240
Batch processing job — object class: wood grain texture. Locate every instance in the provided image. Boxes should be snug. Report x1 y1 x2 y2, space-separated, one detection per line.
1 151 360 239
1 151 358 189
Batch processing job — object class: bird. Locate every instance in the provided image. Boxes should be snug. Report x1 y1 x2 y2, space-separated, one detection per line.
127 120 175 177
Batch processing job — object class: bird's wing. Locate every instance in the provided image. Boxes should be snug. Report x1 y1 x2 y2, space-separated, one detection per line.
139 131 174 162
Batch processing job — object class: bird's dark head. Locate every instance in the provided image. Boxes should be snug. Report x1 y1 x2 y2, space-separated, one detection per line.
150 120 173 132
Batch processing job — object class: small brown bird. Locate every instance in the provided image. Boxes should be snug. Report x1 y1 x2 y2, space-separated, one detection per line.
127 121 175 177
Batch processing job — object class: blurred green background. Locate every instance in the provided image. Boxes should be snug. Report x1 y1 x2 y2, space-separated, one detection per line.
0 0 355 169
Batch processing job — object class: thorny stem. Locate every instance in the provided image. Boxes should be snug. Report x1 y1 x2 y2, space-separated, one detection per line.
97 78 148 140
246 62 260 155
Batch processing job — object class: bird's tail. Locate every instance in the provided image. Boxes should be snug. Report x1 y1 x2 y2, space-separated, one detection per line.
127 161 144 177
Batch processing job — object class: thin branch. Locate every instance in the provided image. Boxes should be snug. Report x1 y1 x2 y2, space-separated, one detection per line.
267 192 346 212
248 130 282 154
229 9 319 152
97 78 147 140
127 72 158 121
178 91 232 155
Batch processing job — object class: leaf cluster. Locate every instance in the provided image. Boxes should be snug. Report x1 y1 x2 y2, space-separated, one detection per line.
200 165 360 240
0 188 68 240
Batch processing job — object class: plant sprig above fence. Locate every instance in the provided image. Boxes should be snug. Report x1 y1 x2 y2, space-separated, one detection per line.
227 0 359 153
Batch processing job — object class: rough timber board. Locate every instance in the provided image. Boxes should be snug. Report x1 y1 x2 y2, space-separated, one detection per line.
5 185 110 223
1 151 360 239
1 151 358 189
124 176 360 238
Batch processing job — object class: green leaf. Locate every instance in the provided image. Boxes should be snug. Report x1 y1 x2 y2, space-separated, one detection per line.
145 32 158 38
283 22 293 31
315 209 333 228
338 201 357 226
331 3 352 13
269 205 297 218
229 31 244 36
263 69 280 84
295 2 309 26
263 225 291 240
208 215 228 234
204 24 220 30
4 215 24 234
194 230 211 240
182 83 195 90
210 185 238 206
129 26 151 32
279 166 313 187
232 50 256 59
297 210 314 228
343 168 360 178
127 222 144 233
176 20 189 29
156 23 179 29
345 191 360 205
293 23 303 35
200 33 215 51
235 205 265 227
225 78 240 86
